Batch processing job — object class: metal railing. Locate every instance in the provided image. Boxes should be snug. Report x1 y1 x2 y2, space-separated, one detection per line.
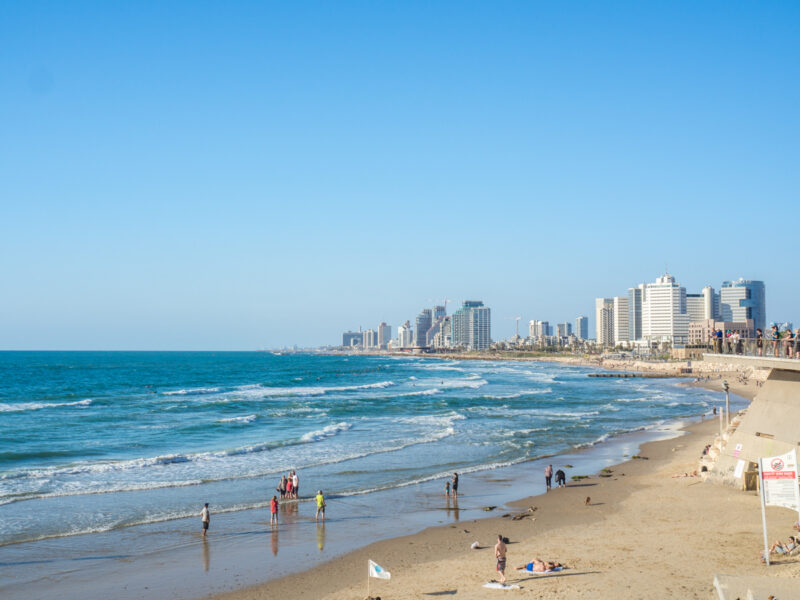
700 335 800 359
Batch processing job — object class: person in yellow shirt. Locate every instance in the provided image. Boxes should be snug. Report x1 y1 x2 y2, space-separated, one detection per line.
315 490 326 522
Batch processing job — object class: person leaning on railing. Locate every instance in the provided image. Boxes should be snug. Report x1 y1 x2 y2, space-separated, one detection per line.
785 327 795 359
771 324 781 357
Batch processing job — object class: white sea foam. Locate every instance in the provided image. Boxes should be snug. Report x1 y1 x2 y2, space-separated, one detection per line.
0 399 93 413
163 387 221 396
401 388 441 397
300 422 352 442
217 414 257 424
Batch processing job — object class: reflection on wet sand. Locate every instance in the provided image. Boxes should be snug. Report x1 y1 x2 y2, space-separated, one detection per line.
202 538 210 572
316 522 325 552
271 528 278 556
446 496 460 521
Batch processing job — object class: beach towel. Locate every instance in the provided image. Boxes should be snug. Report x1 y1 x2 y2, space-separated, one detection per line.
524 566 563 575
483 582 520 590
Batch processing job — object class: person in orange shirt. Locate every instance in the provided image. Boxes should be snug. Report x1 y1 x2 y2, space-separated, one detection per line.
270 495 279 526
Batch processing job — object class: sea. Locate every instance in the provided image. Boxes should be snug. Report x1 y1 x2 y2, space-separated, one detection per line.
0 352 736 599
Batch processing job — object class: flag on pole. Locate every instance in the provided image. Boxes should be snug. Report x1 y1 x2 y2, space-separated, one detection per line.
368 559 391 580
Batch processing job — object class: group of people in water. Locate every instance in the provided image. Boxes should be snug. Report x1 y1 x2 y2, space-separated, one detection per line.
200 470 328 536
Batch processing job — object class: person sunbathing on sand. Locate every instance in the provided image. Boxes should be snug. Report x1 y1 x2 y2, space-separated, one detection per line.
515 558 565 572
671 471 699 478
762 535 798 560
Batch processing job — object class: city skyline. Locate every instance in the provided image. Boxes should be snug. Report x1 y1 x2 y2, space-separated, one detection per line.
2 3 799 350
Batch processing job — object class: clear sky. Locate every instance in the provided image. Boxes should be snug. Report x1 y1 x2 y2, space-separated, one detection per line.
1 2 798 350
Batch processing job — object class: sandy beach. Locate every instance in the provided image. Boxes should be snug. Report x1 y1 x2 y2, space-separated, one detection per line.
210 379 800 599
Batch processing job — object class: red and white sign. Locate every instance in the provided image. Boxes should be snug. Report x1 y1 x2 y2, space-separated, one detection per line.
760 449 800 510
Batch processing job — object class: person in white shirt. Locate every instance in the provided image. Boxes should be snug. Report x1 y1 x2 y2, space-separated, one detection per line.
292 472 299 498
201 503 210 537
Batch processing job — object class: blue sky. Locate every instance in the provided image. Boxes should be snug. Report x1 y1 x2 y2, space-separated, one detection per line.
1 2 798 349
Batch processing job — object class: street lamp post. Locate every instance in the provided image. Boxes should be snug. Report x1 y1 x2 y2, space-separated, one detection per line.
723 380 730 428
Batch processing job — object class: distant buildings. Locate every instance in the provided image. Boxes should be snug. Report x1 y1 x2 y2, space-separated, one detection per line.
397 320 414 348
595 298 614 346
556 322 573 338
720 279 766 333
377 322 392 349
593 274 766 348
451 300 491 350
575 316 588 340
612 296 629 343
342 331 362 347
362 329 377 349
414 309 432 347
529 320 551 338
627 285 644 341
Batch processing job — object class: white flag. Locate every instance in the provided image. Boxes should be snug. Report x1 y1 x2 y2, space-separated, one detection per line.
368 559 391 580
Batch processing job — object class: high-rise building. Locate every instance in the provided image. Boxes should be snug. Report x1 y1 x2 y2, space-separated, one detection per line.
433 316 452 348
414 309 432 347
342 331 362 347
686 294 705 324
720 279 765 333
377 322 392 349
595 298 614 346
397 321 414 348
432 305 446 321
362 329 377 349
451 300 491 350
627 285 644 341
702 286 719 321
575 316 588 340
556 322 573 338
641 273 690 346
613 296 630 343
529 320 550 339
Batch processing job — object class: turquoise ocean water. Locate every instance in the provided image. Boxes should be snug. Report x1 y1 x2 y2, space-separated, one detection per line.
0 352 719 548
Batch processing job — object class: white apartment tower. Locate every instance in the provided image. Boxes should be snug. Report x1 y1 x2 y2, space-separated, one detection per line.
397 321 414 348
612 296 630 343
377 322 392 349
641 273 690 346
595 298 614 346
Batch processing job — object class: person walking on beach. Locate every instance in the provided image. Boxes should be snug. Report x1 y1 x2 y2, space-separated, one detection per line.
494 534 507 584
452 472 459 498
270 495 279 526
315 490 326 522
545 464 553 491
292 471 299 499
201 503 210 537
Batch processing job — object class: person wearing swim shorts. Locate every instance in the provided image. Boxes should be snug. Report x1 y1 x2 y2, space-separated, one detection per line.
201 503 210 537
494 534 507 583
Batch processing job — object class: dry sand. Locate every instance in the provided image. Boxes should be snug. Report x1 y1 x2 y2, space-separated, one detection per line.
209 380 799 600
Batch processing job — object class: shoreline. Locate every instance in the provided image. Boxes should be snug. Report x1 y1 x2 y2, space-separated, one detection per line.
0 358 768 600
210 384 762 600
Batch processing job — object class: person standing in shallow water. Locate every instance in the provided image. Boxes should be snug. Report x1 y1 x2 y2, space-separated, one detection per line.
545 464 553 491
270 495 278 526
451 472 459 498
201 503 210 537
